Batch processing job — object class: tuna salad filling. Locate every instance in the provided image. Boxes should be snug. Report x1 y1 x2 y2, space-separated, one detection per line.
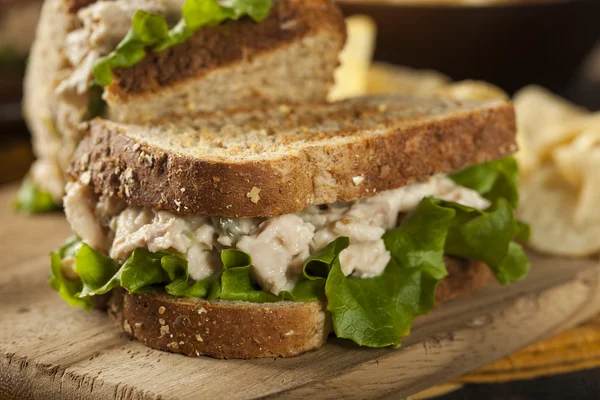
51 157 531 348
58 0 184 100
63 174 490 295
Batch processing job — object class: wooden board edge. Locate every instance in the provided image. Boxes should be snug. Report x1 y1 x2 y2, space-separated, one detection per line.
266 266 600 399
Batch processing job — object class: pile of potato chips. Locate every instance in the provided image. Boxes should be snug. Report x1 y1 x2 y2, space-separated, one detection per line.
332 16 600 258
513 87 600 257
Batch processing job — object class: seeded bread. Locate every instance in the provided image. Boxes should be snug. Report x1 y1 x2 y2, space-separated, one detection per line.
23 0 80 201
108 258 493 359
23 0 346 202
105 0 347 123
71 95 517 218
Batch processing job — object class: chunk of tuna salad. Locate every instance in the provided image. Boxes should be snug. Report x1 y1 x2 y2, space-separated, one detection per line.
63 175 490 295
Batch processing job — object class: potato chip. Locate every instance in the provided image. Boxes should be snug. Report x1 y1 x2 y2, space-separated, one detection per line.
513 86 591 173
551 129 600 226
367 62 450 96
328 15 377 101
434 80 508 101
552 128 600 187
517 164 600 257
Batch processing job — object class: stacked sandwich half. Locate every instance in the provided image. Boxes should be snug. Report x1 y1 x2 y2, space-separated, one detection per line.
27 0 530 359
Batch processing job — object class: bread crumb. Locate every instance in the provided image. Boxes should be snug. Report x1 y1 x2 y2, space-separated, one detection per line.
195 334 203 342
283 330 295 338
197 308 207 315
80 171 92 186
123 320 132 334
179 341 185 345
180 188 186 193
159 318 166 326
124 168 134 181
132 143 141 152
139 152 154 167
134 322 143 329
158 306 166 315
167 342 179 350
352 176 364 186
246 187 261 204
159 325 170 337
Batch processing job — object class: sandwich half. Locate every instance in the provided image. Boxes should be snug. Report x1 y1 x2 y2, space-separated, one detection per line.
51 95 530 359
20 0 346 210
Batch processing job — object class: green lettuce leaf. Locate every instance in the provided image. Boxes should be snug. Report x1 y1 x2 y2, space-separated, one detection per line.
93 0 273 86
49 237 92 310
216 249 280 302
448 156 530 283
450 156 519 207
283 238 351 302
443 199 530 284
215 241 348 303
326 199 455 347
13 180 57 214
72 244 212 298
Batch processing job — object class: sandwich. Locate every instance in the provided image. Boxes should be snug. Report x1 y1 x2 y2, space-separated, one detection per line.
51 95 530 358
19 0 346 212
0 0 43 102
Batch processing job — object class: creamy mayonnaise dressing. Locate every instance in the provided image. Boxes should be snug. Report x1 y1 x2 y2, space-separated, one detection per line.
57 0 184 98
64 176 489 295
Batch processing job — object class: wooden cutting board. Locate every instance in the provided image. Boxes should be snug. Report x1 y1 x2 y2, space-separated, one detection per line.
1 184 599 400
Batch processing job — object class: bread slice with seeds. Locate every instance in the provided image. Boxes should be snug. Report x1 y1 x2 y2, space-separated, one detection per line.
71 95 516 218
108 258 493 359
23 0 346 202
105 0 347 123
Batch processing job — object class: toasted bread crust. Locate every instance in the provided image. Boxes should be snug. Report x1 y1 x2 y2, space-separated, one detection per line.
108 290 332 359
108 258 493 359
105 0 346 101
71 97 517 218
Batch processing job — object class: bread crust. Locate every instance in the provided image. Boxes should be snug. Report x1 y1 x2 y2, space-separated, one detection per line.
108 290 332 359
71 96 517 218
104 0 346 102
107 258 493 359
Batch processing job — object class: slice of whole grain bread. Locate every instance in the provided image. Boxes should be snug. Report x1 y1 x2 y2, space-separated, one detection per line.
105 0 347 123
23 0 345 202
71 95 517 218
107 258 493 359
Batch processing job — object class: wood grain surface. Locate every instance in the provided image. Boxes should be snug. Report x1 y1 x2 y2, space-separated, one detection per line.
1 184 599 400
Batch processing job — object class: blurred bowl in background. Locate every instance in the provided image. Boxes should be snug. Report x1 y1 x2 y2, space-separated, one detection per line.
338 0 600 95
